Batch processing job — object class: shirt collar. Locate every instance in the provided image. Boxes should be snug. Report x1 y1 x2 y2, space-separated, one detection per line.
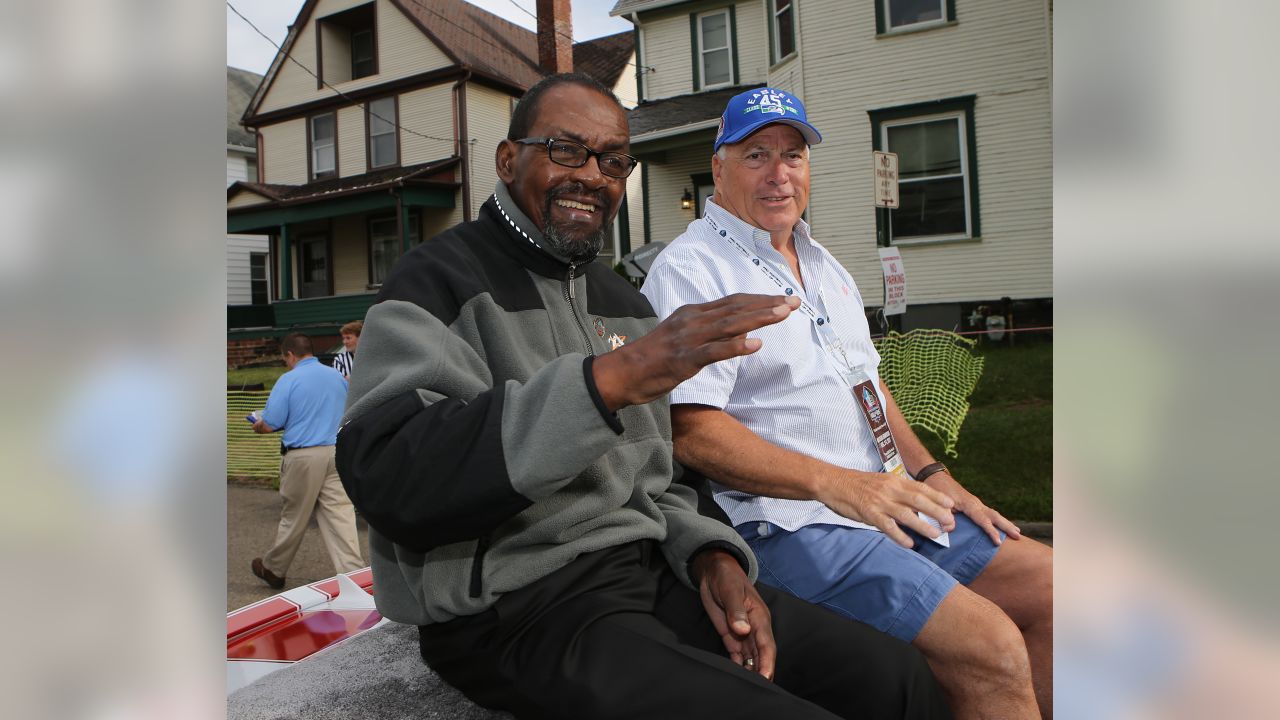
702 197 814 252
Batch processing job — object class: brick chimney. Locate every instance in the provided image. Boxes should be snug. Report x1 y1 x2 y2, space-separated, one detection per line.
537 0 573 74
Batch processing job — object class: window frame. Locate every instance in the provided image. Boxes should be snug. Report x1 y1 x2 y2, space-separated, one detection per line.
691 7 737 91
869 96 979 245
365 95 400 171
249 252 270 306
308 111 337 181
366 210 420 287
297 231 334 298
769 0 797 66
315 2 378 88
875 0 955 36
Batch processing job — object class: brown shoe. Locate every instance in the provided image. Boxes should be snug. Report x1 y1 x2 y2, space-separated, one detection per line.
251 557 285 589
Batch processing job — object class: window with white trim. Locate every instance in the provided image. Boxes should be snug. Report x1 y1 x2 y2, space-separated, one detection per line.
310 113 336 179
882 112 970 240
697 9 733 89
367 96 397 169
250 252 269 306
879 0 951 33
771 0 796 63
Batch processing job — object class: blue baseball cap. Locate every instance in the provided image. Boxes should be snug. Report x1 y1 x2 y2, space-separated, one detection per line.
713 87 822 152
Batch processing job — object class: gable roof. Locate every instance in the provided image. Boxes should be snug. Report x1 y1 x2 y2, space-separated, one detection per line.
573 31 633 89
246 0 634 122
609 0 691 17
227 67 264 148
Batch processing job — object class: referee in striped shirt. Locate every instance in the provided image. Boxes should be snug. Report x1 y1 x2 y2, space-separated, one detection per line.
332 320 361 379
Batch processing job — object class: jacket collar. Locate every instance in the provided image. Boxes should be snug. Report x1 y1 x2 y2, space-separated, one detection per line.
485 186 597 280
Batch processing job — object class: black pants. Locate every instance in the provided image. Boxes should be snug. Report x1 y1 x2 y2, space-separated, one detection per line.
419 541 951 720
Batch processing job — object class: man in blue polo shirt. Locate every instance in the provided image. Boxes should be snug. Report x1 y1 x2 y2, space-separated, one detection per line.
251 332 363 589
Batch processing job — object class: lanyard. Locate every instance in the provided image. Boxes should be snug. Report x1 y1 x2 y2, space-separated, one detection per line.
703 214 859 382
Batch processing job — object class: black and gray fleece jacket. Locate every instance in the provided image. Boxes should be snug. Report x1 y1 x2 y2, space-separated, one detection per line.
336 193 756 626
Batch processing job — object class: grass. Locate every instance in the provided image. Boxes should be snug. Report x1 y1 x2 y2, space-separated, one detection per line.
228 364 288 390
915 339 1052 522
226 339 1053 520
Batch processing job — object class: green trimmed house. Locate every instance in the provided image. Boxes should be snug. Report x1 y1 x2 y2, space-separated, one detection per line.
226 0 634 363
611 0 1052 331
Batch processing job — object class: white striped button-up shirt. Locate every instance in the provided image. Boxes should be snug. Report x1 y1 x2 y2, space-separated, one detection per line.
641 199 885 533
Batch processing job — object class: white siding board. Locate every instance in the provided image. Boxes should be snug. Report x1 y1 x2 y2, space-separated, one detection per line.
332 214 369 295
399 85 456 165
258 0 451 115
645 144 715 249
733 1 768 86
227 234 269 305
466 84 513 217
798 0 1051 304
639 14 693 100
260 119 308 184
338 104 365 177
228 191 272 209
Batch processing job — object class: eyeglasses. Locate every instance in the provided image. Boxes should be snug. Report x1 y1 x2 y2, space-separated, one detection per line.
513 137 639 179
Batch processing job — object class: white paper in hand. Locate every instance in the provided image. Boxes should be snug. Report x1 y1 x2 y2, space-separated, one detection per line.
919 512 951 547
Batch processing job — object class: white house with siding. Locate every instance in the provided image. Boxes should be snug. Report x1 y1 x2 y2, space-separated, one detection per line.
227 67 269 308
226 0 635 341
612 0 1052 330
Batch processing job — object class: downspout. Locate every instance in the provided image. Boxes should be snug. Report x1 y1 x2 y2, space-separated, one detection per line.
454 70 473 222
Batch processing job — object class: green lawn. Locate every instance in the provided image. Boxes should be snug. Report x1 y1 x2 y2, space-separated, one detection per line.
228 364 287 390
916 340 1052 522
227 340 1053 520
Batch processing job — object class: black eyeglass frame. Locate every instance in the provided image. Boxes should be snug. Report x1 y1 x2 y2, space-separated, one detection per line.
512 137 639 179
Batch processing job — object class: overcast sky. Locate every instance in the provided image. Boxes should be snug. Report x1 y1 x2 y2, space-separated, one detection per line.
227 0 632 76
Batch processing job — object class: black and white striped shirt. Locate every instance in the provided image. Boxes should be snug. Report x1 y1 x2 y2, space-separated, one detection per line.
332 349 354 378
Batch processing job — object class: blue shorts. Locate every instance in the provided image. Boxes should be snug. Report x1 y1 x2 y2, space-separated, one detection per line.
739 515 1002 642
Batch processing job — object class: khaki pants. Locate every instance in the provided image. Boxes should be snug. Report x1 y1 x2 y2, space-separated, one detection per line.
262 445 363 577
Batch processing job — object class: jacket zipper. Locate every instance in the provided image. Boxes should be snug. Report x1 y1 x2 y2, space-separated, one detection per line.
468 534 490 598
564 263 594 356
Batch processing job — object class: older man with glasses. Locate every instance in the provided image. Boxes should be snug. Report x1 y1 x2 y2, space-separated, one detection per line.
336 73 952 720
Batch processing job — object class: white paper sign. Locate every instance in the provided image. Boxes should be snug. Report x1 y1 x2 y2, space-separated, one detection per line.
877 247 907 316
873 151 899 209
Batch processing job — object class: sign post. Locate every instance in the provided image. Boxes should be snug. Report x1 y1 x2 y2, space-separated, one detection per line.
874 151 903 328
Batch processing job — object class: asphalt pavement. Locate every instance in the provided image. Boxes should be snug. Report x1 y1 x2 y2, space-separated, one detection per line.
227 482 371 612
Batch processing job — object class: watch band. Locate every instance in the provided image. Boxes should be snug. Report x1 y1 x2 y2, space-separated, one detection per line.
914 461 948 482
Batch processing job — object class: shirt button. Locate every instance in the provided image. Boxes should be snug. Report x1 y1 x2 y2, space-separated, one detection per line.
816 318 825 325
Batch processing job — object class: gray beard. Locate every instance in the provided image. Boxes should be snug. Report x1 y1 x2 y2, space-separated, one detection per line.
543 221 608 262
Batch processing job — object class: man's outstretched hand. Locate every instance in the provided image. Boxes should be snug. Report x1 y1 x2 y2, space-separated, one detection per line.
593 293 799 412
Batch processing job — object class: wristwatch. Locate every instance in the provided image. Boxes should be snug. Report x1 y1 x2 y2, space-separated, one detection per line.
914 461 948 482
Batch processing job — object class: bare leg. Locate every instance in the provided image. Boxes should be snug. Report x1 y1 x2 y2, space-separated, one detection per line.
968 538 1054 719
915 585 1040 719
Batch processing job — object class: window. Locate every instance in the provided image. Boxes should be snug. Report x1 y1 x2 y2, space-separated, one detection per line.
869 96 978 243
317 3 377 86
366 96 398 169
309 112 336 180
250 252 269 305
770 0 796 64
351 29 375 79
876 0 954 34
694 9 735 90
299 234 331 298
368 212 419 286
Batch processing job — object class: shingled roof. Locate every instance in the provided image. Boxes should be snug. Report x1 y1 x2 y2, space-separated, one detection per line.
573 32 633 90
245 0 633 122
227 67 263 148
628 85 760 138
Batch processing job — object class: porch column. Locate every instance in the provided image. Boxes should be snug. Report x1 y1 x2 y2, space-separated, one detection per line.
399 194 411 254
279 224 293 300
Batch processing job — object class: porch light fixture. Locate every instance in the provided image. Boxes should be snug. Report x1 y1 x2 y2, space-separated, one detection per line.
680 188 694 210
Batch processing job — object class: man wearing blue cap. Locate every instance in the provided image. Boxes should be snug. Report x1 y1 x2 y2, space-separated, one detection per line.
642 88 1053 720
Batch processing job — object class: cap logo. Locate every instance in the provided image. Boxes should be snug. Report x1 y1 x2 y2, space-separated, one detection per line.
744 89 798 118
715 115 725 142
